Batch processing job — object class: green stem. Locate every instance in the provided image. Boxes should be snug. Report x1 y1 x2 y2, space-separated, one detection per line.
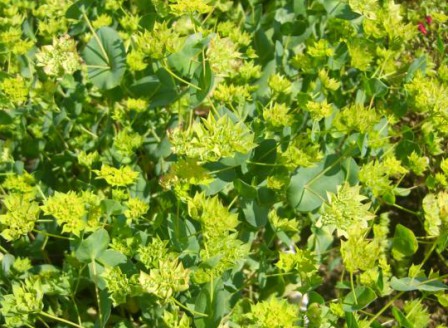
39 311 84 328
391 203 421 217
412 239 438 277
36 185 47 201
33 230 74 240
86 64 110 70
162 62 201 90
171 297 208 317
91 259 104 327
350 272 357 304
367 292 404 326
82 10 110 66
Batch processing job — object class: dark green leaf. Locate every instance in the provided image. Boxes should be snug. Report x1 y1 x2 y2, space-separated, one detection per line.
342 287 377 312
66 0 92 19
242 200 268 228
82 27 126 90
168 33 211 76
392 307 413 328
392 224 418 260
288 155 352 212
190 61 214 107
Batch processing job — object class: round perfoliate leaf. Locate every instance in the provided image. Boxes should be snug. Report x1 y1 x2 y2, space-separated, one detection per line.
82 27 126 90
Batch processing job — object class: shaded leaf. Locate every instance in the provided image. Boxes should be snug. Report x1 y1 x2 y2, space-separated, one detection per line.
82 27 126 90
342 287 376 312
390 276 448 292
392 224 418 260
75 228 110 262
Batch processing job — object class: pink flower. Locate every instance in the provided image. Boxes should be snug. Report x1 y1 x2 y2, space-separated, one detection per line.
425 16 432 24
418 22 428 35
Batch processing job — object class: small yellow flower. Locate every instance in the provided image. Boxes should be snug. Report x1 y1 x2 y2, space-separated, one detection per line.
94 165 139 187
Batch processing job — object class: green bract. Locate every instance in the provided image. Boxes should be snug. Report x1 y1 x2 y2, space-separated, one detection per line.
1 0 448 327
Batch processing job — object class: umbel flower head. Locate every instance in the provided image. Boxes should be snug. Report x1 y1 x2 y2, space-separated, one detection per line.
170 114 256 162
35 35 81 77
317 183 375 238
139 257 190 300
94 165 139 187
0 193 40 241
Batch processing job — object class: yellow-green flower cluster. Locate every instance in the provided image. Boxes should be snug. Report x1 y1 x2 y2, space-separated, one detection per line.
347 38 374 71
207 36 241 76
268 209 300 232
263 102 292 127
333 104 379 134
137 238 170 269
405 73 448 114
114 129 144 156
139 258 190 300
33 0 70 38
102 267 136 305
305 100 333 121
41 191 86 236
188 192 239 236
276 248 318 284
170 114 256 162
407 151 429 176
318 183 375 238
0 193 40 241
318 69 341 91
126 98 148 112
163 308 191 328
269 74 292 95
94 165 139 187
135 22 181 59
161 158 212 199
92 14 112 29
422 191 448 237
105 0 124 11
246 297 299 328
80 190 103 228
359 156 408 197
217 21 252 47
194 233 249 284
35 35 81 77
188 193 249 283
119 14 140 32
126 50 148 71
12 257 32 273
170 0 211 16
0 281 43 327
124 197 149 222
341 231 380 273
279 137 323 169
348 0 379 19
213 83 253 104
0 75 28 104
307 39 334 58
403 300 430 328
2 172 35 195
232 61 262 82
78 151 99 168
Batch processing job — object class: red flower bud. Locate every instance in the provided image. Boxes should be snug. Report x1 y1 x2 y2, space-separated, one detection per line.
418 22 428 35
426 16 432 24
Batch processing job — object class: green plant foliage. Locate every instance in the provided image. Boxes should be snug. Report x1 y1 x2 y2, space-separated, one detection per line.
1 0 448 327
82 27 127 90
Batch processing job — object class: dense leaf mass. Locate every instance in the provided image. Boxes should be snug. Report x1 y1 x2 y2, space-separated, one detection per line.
0 0 447 327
